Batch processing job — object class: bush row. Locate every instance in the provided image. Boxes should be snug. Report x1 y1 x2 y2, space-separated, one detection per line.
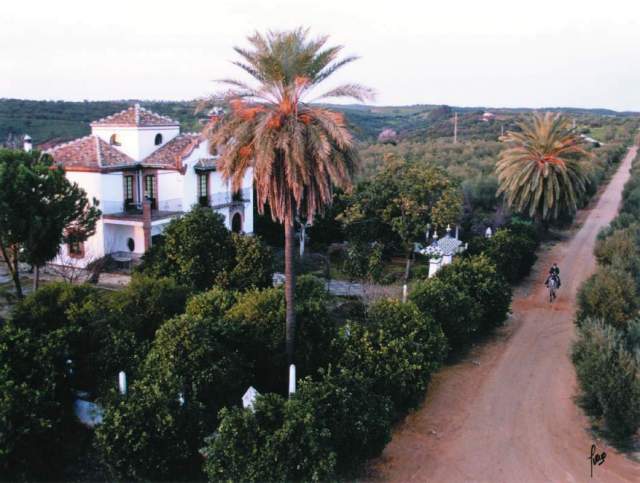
573 151 640 440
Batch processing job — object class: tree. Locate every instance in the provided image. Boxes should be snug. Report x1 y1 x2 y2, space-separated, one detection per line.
496 112 589 226
410 276 478 347
202 393 337 482
223 276 337 392
572 320 640 439
95 313 252 481
437 255 512 333
0 321 75 480
137 206 234 292
215 233 274 291
342 155 462 284
206 29 371 373
576 268 638 330
480 227 538 283
68 275 189 394
336 299 447 415
0 149 100 297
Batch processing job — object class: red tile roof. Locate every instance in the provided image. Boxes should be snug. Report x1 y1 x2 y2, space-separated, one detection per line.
47 136 135 171
90 104 179 128
47 133 205 172
143 133 202 169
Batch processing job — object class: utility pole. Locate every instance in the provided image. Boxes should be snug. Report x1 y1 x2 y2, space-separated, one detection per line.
453 112 458 144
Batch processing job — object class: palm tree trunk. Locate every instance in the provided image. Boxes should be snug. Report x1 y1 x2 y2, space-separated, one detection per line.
284 221 296 366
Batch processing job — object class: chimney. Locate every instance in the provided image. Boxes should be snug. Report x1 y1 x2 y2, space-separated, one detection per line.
142 199 152 250
23 134 32 152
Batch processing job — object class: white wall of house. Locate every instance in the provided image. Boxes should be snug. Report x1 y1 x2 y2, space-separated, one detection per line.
138 127 180 159
52 221 106 269
100 172 126 214
103 223 145 255
157 171 183 212
66 171 101 206
92 126 179 160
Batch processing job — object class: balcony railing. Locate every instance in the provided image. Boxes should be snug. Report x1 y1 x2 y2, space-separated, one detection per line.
209 188 251 208
101 198 183 215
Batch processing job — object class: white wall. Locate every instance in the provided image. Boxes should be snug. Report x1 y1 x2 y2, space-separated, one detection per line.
92 126 179 161
52 220 105 268
137 126 180 160
66 171 101 204
103 223 146 255
157 171 183 212
100 172 126 213
181 143 210 210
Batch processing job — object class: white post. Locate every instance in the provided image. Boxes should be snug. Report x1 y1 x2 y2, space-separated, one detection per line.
288 364 296 396
118 371 127 395
299 224 306 258
453 112 458 144
402 283 408 303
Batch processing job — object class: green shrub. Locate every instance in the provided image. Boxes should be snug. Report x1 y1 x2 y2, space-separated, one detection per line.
96 313 252 481
185 287 237 321
202 393 337 482
594 225 640 284
336 299 447 415
0 321 74 480
137 206 235 291
572 320 640 439
216 233 274 291
410 276 478 347
95 378 199 481
482 227 538 283
576 268 637 330
10 282 99 336
224 277 337 392
69 275 189 394
437 254 511 332
296 368 393 476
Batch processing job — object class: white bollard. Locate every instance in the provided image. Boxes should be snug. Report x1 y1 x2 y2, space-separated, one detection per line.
402 283 408 302
118 371 127 395
288 364 296 396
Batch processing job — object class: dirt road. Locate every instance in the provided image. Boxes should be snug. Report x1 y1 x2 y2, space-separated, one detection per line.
370 147 640 482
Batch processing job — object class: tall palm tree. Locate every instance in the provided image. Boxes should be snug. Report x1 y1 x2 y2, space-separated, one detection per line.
206 28 371 370
496 112 590 224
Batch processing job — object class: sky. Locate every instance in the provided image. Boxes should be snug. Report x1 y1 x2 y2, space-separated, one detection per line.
2 0 640 110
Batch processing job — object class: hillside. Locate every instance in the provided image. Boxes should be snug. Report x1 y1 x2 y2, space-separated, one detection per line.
2 98 639 147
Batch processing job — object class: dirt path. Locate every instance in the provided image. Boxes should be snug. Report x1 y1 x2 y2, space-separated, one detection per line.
369 147 640 483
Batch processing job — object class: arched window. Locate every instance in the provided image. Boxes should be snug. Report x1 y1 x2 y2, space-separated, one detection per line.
109 133 121 146
127 237 135 252
154 133 163 145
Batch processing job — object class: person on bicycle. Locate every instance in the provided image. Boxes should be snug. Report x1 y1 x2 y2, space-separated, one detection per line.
545 263 560 287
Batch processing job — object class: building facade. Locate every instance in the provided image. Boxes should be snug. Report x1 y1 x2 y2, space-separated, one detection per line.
47 104 253 267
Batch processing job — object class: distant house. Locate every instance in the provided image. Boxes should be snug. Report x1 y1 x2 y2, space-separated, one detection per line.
47 104 253 267
481 112 495 122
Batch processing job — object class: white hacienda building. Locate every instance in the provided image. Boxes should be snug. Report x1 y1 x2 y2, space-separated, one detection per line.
47 104 253 267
